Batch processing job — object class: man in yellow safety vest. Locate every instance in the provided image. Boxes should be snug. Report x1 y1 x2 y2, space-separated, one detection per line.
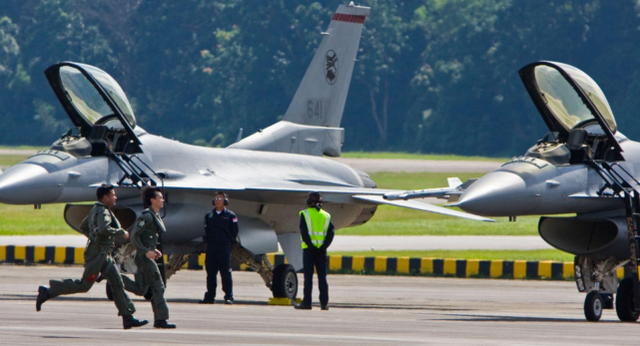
294 192 335 310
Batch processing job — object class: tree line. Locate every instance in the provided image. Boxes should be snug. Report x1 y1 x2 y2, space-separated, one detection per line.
1 0 639 157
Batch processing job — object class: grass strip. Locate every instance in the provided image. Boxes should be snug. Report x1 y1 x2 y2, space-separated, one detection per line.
0 204 75 235
342 151 507 162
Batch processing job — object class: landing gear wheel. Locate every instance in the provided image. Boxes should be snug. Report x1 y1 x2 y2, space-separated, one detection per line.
106 283 114 301
616 278 640 322
584 291 603 322
271 264 298 300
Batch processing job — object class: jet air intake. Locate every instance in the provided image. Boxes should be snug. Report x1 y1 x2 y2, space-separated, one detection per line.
539 216 630 259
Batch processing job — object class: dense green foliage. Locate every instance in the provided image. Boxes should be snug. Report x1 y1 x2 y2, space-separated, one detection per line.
1 0 640 156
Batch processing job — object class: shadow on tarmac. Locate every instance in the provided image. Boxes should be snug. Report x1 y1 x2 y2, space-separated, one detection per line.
436 314 623 323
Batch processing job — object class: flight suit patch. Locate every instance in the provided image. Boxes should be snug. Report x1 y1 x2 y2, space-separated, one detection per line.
138 220 146 228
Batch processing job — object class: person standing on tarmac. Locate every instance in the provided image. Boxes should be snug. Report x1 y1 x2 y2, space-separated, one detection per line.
199 191 239 304
294 192 335 311
35 184 148 330
121 186 176 329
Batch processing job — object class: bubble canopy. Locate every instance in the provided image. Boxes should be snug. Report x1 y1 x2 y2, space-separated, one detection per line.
44 62 139 143
519 61 621 153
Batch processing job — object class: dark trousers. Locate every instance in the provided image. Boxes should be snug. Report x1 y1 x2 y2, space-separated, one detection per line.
205 242 233 300
122 254 169 320
302 248 328 306
48 243 135 317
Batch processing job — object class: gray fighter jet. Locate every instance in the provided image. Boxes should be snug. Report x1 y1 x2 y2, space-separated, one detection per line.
0 4 490 301
389 61 640 322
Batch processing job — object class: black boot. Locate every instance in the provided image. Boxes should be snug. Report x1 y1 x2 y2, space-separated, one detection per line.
36 286 50 312
123 315 149 330
294 302 312 310
154 320 177 329
199 292 214 304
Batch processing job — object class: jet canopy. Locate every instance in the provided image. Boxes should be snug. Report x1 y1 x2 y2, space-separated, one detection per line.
520 61 622 156
45 62 141 155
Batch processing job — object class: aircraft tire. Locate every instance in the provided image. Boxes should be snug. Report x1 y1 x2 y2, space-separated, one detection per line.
616 278 640 322
584 291 603 322
106 283 114 301
271 264 298 300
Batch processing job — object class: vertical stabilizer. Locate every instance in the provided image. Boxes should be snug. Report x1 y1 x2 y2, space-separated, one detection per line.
283 4 370 127
229 4 370 157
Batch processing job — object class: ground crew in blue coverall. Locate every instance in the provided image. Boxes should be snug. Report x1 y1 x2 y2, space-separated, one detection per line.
294 192 335 310
36 184 148 330
200 191 239 304
122 186 176 329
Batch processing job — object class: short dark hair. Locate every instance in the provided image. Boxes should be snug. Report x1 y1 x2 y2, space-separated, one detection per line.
96 184 115 201
142 186 162 208
307 191 321 207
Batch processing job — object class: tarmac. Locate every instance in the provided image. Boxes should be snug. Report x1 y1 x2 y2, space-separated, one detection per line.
2 265 639 345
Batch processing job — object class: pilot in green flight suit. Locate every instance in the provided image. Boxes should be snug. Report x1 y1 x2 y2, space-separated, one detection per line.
122 186 176 329
36 184 148 330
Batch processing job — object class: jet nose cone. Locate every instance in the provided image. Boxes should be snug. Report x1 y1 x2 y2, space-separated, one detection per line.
454 171 539 216
0 164 63 204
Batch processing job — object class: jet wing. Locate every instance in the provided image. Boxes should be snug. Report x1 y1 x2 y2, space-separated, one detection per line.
161 179 493 222
352 195 494 222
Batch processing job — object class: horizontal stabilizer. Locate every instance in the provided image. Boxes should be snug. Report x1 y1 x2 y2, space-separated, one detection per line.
353 195 494 222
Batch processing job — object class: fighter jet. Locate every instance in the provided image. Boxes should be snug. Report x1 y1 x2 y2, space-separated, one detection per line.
390 61 640 322
0 4 490 301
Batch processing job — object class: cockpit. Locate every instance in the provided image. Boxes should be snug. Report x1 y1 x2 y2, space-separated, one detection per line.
45 62 142 158
520 61 623 166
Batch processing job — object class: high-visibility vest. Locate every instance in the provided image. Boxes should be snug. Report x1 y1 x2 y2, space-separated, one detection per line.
299 207 331 249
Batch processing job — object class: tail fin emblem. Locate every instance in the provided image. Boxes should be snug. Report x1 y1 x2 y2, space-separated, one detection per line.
325 50 338 85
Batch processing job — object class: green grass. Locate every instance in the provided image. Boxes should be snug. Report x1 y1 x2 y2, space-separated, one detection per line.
329 249 574 262
342 151 508 162
0 145 47 150
0 154 30 167
370 171 480 190
340 205 540 236
0 204 75 235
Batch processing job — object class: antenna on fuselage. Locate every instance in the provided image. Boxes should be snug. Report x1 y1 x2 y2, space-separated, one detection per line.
235 128 243 143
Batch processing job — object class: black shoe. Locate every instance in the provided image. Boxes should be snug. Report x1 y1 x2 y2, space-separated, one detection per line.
224 298 233 305
36 286 49 312
154 320 177 329
123 315 149 330
321 305 329 311
294 303 312 310
199 292 214 304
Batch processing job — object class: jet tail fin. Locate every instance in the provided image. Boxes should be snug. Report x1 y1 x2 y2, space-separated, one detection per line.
229 4 370 157
283 4 370 127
